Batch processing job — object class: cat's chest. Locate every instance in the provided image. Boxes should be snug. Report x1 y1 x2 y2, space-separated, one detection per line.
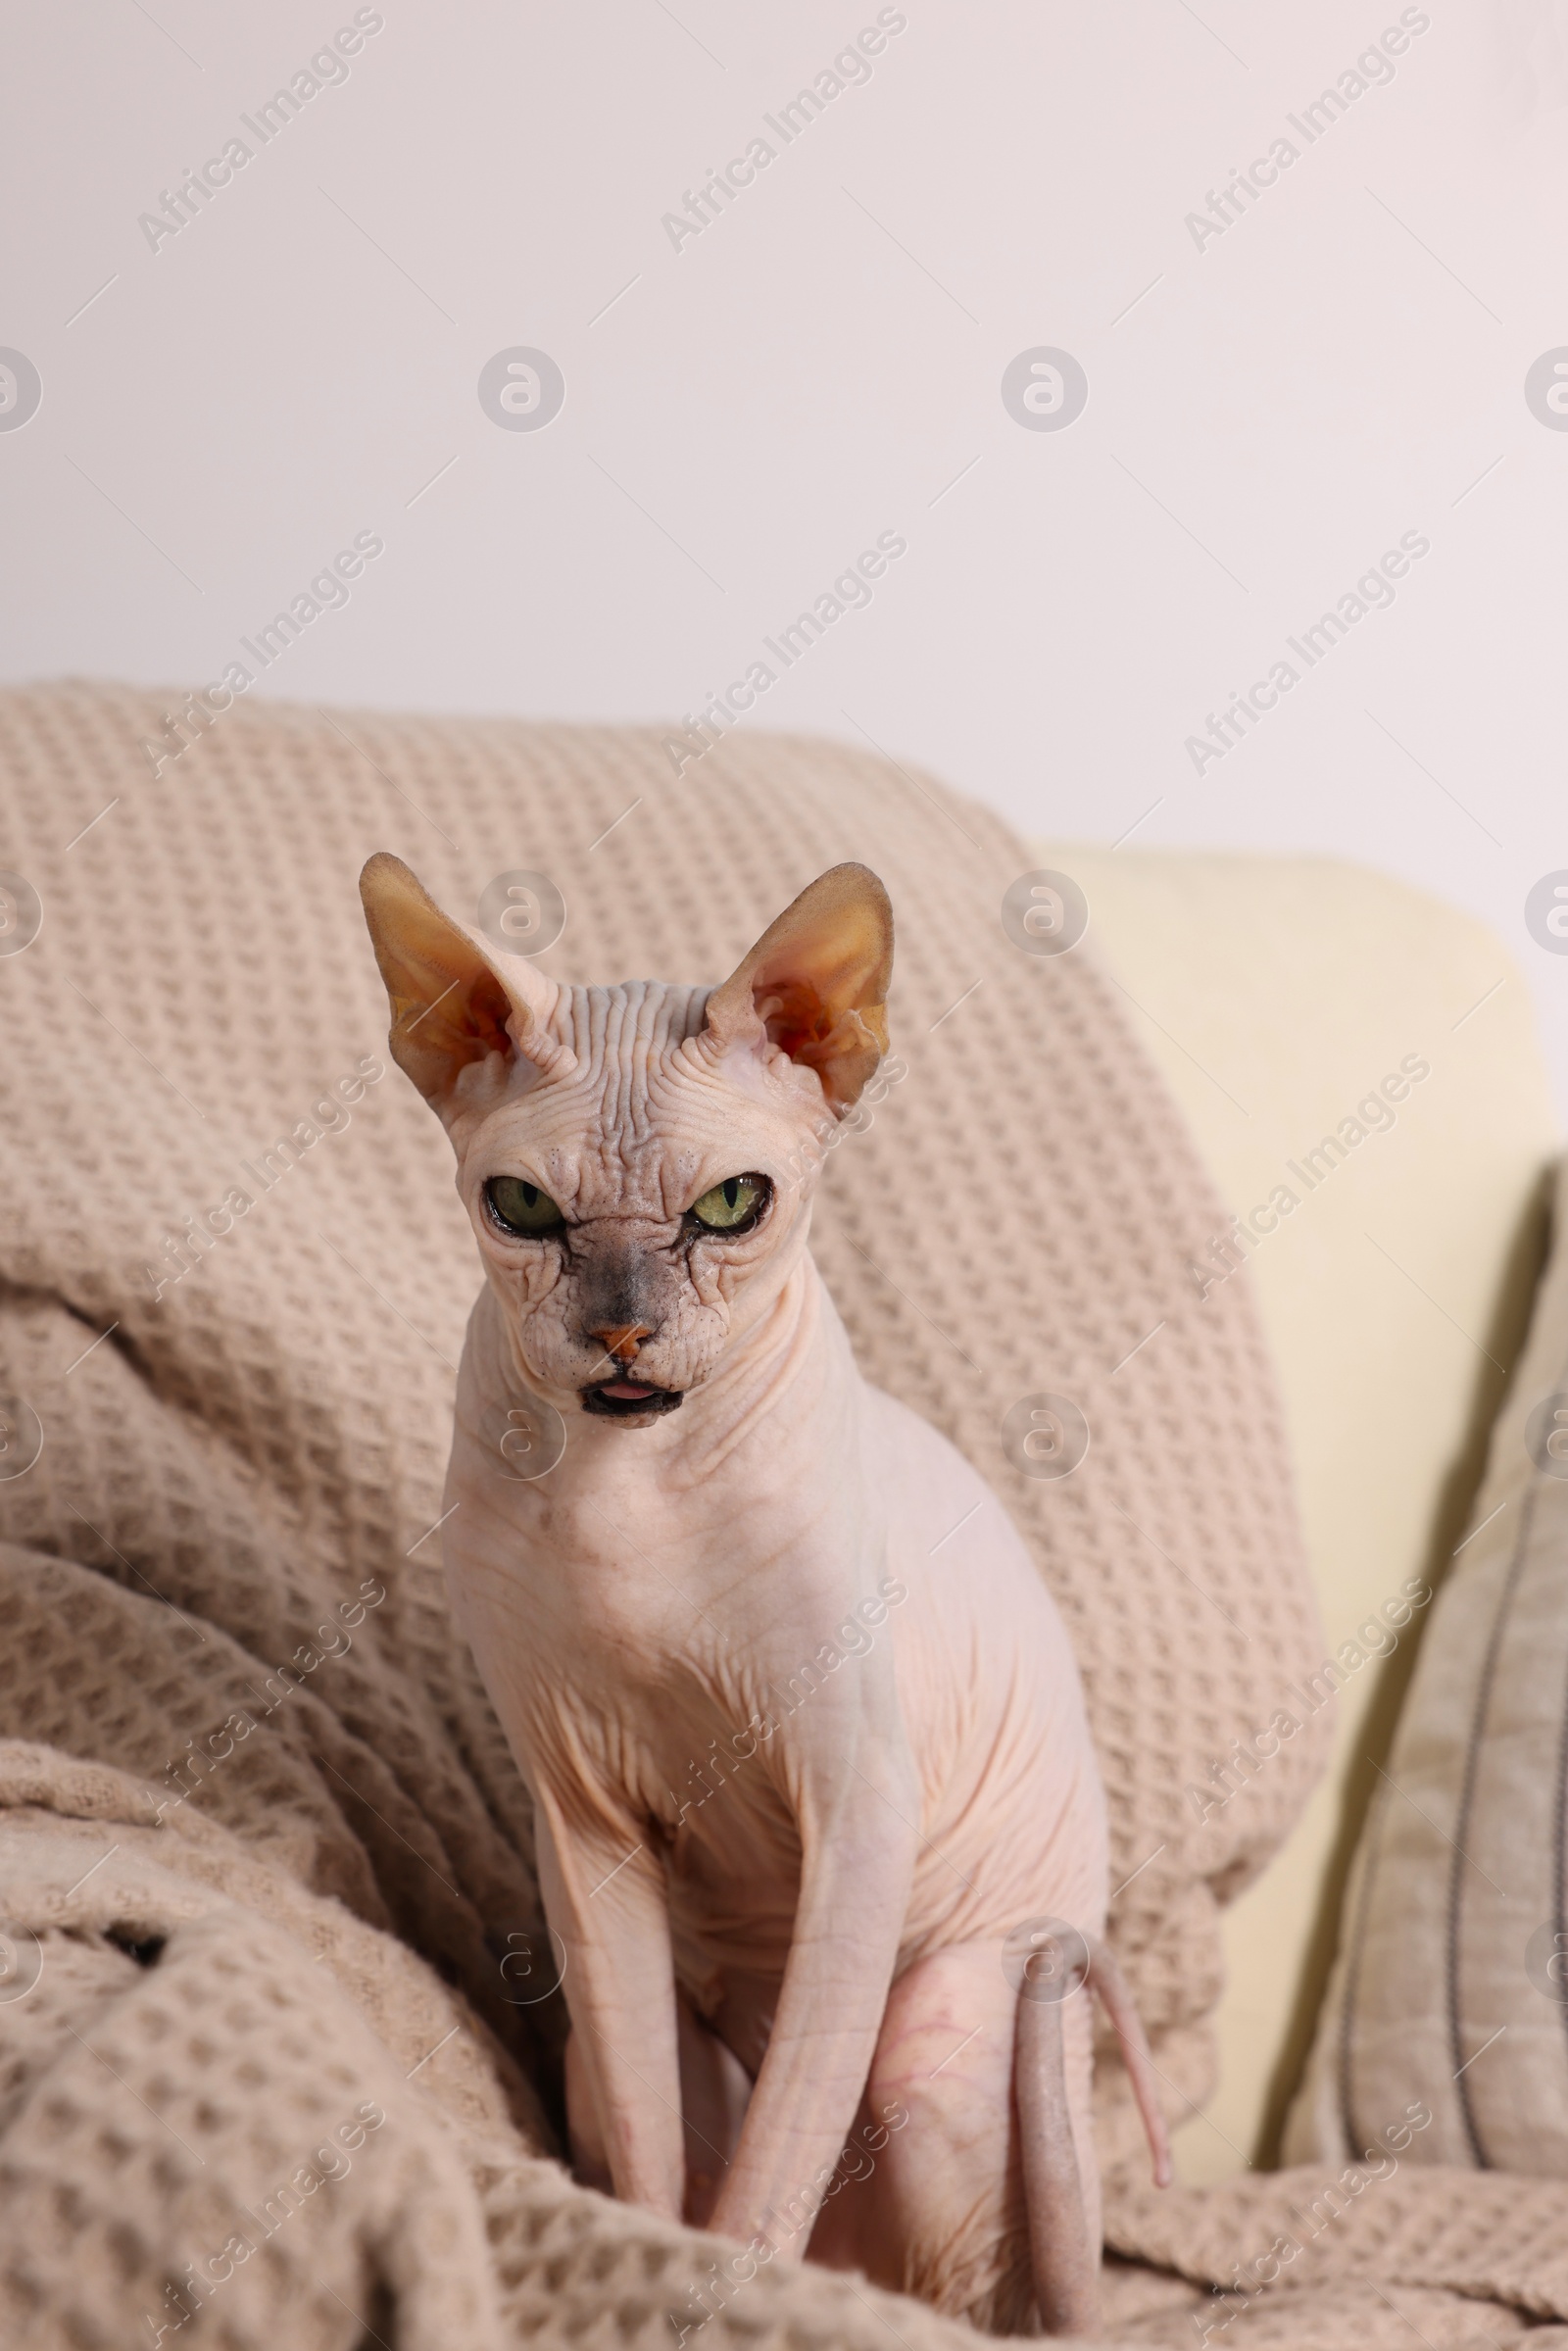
442 1451 837 1774
469 1570 804 1864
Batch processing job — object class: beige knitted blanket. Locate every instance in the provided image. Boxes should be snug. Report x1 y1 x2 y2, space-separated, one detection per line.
0 681 1561 2350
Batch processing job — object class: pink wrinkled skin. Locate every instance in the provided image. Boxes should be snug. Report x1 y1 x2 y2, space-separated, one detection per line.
360 854 1166 2334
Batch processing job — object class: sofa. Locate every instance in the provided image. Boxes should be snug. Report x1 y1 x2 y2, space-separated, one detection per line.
1 679 1563 2350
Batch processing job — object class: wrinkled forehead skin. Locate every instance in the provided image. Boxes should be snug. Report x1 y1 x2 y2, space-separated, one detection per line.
447 975 832 1222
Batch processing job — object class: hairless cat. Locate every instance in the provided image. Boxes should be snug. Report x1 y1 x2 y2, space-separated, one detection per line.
361 854 1169 2336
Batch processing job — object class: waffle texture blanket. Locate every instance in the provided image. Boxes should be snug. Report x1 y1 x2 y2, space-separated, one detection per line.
0 681 1562 2349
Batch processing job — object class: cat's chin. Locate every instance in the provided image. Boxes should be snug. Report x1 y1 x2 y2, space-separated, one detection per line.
580 1382 685 1422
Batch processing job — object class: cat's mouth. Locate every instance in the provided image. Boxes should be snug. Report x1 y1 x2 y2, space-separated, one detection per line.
581 1379 685 1420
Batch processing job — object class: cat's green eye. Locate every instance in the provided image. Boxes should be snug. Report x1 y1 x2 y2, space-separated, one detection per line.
690 1174 766 1234
485 1176 565 1236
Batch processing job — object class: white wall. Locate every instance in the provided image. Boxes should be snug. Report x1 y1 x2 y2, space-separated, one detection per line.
4 0 1567 1110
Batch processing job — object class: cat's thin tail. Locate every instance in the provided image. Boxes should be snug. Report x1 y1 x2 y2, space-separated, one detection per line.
1014 1934 1171 2339
1087 1935 1173 2189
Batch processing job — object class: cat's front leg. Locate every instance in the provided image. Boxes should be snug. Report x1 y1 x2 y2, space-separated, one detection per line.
707 1735 920 2254
564 1989 752 2225
534 1792 686 2219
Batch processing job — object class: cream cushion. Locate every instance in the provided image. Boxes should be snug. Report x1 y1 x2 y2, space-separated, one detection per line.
1031 844 1560 2185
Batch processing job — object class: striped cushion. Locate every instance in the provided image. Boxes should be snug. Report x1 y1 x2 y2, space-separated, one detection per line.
1286 1154 1568 2171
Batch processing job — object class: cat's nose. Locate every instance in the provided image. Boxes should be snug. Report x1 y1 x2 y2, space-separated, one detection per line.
591 1323 653 1366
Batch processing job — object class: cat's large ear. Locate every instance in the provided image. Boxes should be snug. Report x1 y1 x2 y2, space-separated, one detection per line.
360 853 575 1117
701 862 893 1114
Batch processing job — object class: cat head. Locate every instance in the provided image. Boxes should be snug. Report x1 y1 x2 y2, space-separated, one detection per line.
360 855 893 1425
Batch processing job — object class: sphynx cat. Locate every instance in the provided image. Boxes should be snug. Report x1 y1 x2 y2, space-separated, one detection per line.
360 853 1170 2335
